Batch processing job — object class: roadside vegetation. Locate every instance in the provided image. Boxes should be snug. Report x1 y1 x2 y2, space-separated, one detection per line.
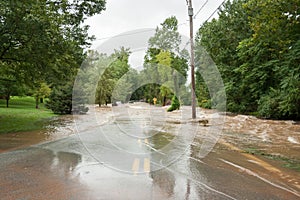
0 96 56 134
196 0 300 120
78 16 190 110
1 0 299 138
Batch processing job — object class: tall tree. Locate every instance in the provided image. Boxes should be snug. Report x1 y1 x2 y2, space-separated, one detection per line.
0 0 106 82
95 47 131 106
142 16 189 105
197 0 300 119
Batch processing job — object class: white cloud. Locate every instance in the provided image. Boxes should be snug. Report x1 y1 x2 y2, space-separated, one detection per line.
85 0 224 47
84 0 225 66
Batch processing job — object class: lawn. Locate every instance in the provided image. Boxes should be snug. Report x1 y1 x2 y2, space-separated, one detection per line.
0 96 57 134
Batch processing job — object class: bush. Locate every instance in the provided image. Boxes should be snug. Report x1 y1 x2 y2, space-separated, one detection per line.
46 83 88 115
257 88 281 119
46 84 72 114
167 95 180 112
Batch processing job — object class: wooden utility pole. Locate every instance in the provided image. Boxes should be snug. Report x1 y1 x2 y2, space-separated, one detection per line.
188 0 196 119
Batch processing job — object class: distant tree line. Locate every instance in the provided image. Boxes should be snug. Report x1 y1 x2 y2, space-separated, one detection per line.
79 16 190 111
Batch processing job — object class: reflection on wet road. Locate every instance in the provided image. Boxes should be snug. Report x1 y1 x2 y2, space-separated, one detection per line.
0 103 299 199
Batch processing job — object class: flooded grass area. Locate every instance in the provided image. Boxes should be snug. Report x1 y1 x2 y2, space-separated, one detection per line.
0 115 75 152
149 131 175 149
219 113 300 172
243 146 300 172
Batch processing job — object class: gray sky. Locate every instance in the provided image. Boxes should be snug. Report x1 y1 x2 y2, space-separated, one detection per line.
85 0 224 67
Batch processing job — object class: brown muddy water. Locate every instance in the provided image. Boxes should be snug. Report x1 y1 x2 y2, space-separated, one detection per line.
0 105 299 169
0 104 299 199
0 115 75 153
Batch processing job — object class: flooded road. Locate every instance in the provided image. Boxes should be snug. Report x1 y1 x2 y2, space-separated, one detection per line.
0 103 299 199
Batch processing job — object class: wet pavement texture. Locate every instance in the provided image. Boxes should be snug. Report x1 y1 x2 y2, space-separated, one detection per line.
0 103 299 199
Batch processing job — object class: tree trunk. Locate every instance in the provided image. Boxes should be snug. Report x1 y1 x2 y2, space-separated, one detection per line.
163 96 166 106
35 97 39 109
5 97 9 108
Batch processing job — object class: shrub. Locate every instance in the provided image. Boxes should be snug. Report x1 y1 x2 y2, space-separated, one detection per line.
167 95 180 112
46 83 88 115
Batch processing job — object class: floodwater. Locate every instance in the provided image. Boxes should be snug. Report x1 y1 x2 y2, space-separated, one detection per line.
0 103 299 199
0 115 75 153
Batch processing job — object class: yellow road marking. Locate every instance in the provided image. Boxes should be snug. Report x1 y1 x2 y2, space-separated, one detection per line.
144 139 149 145
144 158 150 173
132 158 140 175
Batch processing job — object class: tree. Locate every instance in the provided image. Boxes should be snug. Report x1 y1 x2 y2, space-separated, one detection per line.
0 64 25 107
46 83 73 115
0 78 17 108
196 0 300 119
33 82 51 109
148 16 181 53
142 16 189 107
196 0 252 112
95 47 131 106
0 0 106 113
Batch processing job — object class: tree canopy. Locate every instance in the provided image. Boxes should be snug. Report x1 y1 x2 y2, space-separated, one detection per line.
0 0 106 111
196 0 300 119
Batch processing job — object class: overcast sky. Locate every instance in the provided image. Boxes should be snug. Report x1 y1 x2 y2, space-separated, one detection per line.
85 0 225 68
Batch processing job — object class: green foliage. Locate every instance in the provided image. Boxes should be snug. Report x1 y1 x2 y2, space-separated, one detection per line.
257 88 282 119
33 82 51 109
0 0 105 81
0 0 106 113
46 84 72 115
95 47 131 106
139 16 189 105
148 16 181 52
167 96 180 112
196 0 300 119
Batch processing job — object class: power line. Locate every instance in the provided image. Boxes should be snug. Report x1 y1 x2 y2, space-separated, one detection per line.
95 29 155 41
194 0 208 19
95 22 188 41
94 1 226 42
199 0 226 24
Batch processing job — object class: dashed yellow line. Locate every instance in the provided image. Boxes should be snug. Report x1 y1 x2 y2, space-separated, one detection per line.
144 158 150 173
132 158 140 175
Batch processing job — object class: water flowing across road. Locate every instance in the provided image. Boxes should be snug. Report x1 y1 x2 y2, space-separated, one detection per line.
0 103 299 199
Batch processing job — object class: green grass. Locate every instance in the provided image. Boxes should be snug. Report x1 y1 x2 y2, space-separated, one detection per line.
0 96 57 134
244 147 300 172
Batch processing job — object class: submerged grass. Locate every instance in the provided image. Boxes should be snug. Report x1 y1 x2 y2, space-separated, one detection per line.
0 96 56 134
244 147 300 172
150 131 175 149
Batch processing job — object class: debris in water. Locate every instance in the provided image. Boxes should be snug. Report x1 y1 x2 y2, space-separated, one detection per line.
287 136 299 144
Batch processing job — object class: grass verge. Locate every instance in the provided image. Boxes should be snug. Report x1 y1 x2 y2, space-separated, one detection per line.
244 147 300 172
0 96 57 134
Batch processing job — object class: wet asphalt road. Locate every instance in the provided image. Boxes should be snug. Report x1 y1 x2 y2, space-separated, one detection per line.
0 103 299 200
